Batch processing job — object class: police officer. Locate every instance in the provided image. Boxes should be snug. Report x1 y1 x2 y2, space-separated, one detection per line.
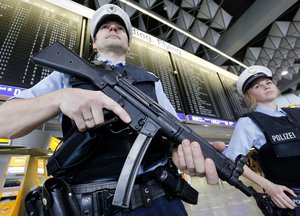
225 65 300 215
0 4 221 216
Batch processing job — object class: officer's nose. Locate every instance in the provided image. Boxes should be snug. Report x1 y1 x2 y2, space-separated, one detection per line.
108 24 117 31
264 84 270 89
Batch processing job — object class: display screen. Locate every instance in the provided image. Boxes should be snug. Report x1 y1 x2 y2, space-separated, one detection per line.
3 178 21 189
126 37 185 114
6 156 27 175
218 75 250 118
172 53 237 121
0 0 83 88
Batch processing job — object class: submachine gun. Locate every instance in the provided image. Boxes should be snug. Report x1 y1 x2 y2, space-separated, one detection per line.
31 42 273 214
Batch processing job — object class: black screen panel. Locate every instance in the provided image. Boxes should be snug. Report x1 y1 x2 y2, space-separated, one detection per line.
172 53 237 121
126 38 185 114
219 75 250 118
0 0 83 88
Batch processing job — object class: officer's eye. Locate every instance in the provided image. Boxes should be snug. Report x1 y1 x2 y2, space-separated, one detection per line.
266 80 273 85
117 26 125 31
101 24 109 29
253 84 261 89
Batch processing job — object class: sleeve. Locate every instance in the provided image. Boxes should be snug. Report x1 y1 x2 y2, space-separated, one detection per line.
154 80 178 118
225 116 265 160
11 72 71 99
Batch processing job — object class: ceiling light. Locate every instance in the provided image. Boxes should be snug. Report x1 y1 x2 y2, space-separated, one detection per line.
45 0 95 18
281 70 288 75
119 0 248 69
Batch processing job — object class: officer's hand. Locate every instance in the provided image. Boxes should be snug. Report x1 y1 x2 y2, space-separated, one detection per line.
172 139 225 185
264 181 297 209
57 88 131 131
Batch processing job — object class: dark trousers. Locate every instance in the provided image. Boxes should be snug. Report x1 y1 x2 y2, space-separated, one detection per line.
114 197 188 216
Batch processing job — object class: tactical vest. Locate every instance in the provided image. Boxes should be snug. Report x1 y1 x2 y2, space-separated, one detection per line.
246 108 300 187
61 64 172 184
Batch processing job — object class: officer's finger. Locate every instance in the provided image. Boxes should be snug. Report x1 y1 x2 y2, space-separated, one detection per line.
211 141 226 152
82 107 96 129
272 199 284 209
190 141 205 177
99 92 131 123
284 187 297 198
204 158 219 185
182 140 196 173
279 196 295 209
177 144 187 171
272 192 292 209
283 194 297 208
282 188 297 208
74 117 87 132
90 103 104 125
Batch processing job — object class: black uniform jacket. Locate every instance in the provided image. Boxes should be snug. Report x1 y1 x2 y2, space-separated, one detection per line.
60 64 172 184
247 108 300 187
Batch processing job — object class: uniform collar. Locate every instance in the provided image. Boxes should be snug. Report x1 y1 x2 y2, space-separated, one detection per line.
95 57 126 67
255 105 285 116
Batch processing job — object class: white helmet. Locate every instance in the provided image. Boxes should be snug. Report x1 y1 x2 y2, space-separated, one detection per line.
90 4 133 43
237 65 273 96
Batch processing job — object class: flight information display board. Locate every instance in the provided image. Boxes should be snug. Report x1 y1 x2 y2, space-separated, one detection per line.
0 0 82 88
218 75 250 118
171 53 237 121
126 37 185 114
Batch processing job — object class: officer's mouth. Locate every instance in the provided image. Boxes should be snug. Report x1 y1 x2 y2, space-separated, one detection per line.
106 35 120 39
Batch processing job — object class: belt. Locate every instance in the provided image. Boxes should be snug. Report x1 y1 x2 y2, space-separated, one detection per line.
71 179 166 216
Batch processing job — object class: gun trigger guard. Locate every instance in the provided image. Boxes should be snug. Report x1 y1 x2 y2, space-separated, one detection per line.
109 126 131 134
90 116 119 134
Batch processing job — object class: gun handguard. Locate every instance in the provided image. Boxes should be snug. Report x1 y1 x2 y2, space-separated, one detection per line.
31 42 254 207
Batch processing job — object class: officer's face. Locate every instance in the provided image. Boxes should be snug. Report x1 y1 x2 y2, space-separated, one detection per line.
93 20 129 54
247 78 278 102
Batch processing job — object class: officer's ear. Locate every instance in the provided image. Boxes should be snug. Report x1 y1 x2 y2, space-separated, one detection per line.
92 39 97 50
245 91 257 110
244 91 253 102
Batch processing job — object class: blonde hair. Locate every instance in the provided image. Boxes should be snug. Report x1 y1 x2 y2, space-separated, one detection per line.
244 91 257 111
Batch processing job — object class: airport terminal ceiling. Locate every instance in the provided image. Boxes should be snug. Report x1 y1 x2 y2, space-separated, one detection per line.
73 0 300 94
